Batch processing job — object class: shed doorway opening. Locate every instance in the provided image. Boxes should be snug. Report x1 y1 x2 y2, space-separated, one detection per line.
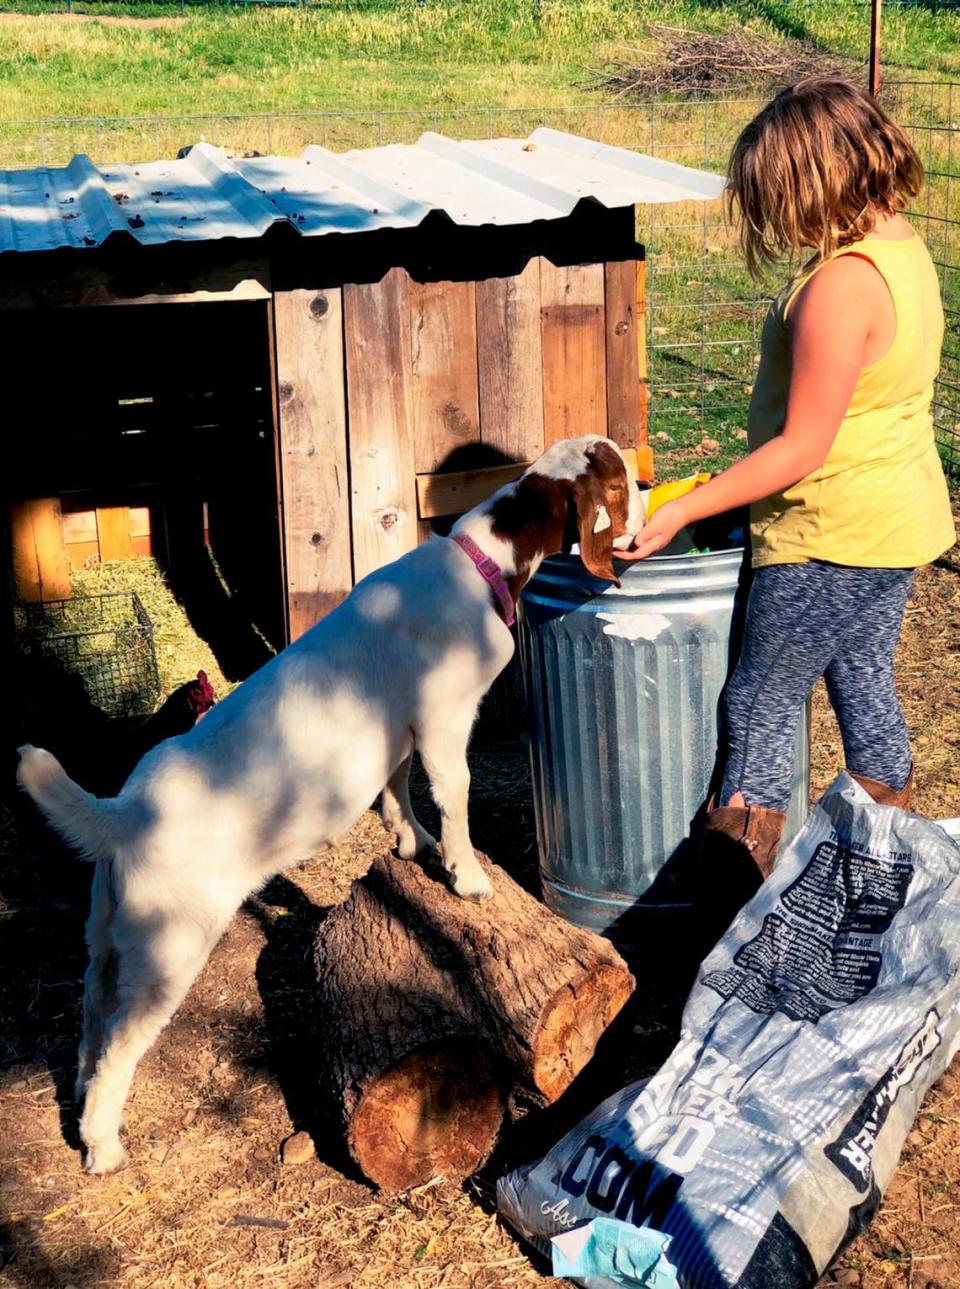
5 299 285 724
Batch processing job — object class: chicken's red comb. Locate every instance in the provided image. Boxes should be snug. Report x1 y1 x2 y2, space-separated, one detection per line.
189 670 215 712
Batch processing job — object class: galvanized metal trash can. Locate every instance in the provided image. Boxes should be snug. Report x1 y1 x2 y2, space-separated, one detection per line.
519 548 810 941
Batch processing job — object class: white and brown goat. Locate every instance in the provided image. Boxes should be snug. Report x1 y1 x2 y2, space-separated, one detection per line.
16 433 644 1175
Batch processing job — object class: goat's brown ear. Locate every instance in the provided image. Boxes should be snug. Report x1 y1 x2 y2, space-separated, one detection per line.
573 476 620 585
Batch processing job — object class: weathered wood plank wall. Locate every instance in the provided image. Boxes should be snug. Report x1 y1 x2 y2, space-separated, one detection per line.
476 259 545 464
10 499 73 603
344 268 420 585
274 286 351 640
59 506 152 569
410 280 481 474
9 246 648 640
249 252 649 637
540 261 608 446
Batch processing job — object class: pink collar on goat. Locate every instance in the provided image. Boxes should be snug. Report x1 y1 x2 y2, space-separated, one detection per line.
450 533 516 628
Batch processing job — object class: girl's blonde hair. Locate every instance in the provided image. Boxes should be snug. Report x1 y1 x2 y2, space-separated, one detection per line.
727 78 923 276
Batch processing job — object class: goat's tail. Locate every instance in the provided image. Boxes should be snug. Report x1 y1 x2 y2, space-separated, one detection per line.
16 745 122 860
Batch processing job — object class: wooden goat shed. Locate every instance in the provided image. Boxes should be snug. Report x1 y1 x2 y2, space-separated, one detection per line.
0 130 724 661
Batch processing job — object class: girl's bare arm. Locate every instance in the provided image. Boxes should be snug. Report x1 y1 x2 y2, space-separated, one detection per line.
621 254 892 559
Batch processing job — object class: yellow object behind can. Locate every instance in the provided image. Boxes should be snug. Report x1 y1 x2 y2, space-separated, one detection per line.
645 473 711 520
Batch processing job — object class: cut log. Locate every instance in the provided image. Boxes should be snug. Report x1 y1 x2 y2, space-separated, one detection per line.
314 857 506 1192
349 1042 503 1193
314 850 634 1190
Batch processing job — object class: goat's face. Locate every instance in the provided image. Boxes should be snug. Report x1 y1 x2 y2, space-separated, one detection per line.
486 435 645 591
529 435 644 584
572 439 645 583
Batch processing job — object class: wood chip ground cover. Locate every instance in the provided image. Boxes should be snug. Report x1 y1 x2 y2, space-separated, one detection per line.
1 537 957 1289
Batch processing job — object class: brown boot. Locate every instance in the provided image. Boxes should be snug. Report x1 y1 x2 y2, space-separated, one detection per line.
696 798 787 952
703 799 788 881
849 766 914 810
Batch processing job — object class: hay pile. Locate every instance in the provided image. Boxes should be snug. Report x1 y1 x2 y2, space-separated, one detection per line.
594 25 859 98
71 556 234 704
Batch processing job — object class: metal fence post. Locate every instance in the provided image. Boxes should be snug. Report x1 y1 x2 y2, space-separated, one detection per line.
869 0 882 97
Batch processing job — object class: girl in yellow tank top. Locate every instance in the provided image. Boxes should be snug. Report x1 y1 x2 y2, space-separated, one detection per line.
621 79 956 918
748 230 952 567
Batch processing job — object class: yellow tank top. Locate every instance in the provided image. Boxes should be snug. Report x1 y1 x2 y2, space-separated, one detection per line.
747 231 956 568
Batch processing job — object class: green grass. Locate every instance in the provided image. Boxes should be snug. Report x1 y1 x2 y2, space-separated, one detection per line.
0 1 648 121
0 0 957 125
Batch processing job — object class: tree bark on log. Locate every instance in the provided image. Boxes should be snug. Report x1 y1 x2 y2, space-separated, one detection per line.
314 850 634 1190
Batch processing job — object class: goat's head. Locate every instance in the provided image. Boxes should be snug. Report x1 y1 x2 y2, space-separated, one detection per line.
483 435 645 596
569 438 646 583
531 435 644 585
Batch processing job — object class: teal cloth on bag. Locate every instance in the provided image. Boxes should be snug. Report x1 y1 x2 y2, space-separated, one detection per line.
550 1217 678 1286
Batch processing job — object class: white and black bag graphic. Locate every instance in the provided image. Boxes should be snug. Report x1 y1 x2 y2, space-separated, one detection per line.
497 776 960 1288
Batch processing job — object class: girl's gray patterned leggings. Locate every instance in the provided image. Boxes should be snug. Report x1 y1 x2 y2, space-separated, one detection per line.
719 561 915 812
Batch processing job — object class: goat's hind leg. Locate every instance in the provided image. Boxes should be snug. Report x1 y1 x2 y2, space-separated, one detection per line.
76 862 119 1104
381 753 436 859
80 917 220 1175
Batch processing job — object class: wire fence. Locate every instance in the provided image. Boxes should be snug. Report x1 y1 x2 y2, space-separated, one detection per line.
1 87 958 477
644 79 960 481
8 0 960 10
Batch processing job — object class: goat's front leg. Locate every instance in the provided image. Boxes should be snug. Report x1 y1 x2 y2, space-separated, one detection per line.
418 718 492 902
382 753 436 859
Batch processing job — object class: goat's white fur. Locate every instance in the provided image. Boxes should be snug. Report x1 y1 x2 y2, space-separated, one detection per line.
592 504 611 534
16 433 643 1176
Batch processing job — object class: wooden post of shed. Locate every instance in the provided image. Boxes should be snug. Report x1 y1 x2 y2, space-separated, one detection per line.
635 257 653 481
10 499 72 603
604 252 652 480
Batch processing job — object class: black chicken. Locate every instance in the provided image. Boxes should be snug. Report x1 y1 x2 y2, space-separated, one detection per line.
9 657 215 798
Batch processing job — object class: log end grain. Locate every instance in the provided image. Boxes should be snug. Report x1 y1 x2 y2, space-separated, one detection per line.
349 1042 504 1193
533 962 635 1103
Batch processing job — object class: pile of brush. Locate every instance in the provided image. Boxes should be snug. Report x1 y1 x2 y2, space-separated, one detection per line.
593 25 860 98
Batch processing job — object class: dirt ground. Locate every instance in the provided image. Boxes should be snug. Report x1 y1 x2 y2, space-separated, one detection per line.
1 547 958 1289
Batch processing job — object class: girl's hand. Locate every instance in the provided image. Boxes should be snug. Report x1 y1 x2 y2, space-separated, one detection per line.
617 500 688 561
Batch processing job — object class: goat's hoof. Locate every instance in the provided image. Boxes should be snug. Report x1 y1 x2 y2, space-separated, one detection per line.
451 869 494 902
411 833 438 860
83 1139 129 1175
395 828 437 860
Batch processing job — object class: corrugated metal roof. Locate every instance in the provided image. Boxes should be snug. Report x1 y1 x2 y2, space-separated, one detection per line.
0 127 726 256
